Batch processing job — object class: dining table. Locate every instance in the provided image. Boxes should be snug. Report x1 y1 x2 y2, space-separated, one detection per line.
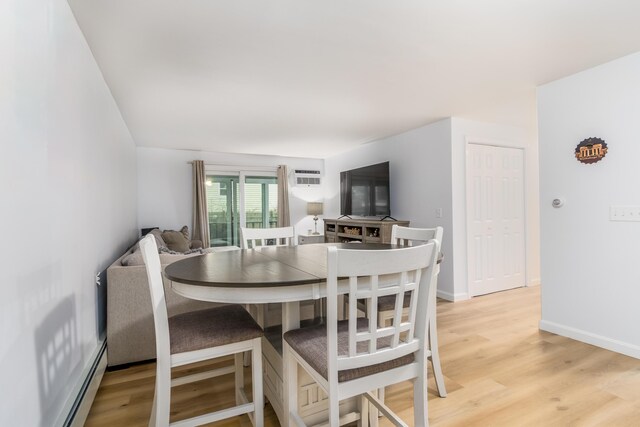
164 242 394 426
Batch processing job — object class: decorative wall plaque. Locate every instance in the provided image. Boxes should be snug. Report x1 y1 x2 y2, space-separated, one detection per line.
575 137 607 164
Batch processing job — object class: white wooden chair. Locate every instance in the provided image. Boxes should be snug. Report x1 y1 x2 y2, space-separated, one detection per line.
344 225 447 400
139 234 264 427
241 226 295 250
241 225 321 324
241 226 296 329
284 242 440 427
387 225 447 398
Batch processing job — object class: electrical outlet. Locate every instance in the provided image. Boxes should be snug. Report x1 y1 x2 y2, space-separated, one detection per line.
610 206 640 222
435 208 443 218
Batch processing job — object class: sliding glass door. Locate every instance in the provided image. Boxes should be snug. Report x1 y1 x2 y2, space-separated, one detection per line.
206 175 240 247
205 171 278 247
244 176 278 229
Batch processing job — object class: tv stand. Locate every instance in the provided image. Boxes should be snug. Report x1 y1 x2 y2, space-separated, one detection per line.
323 218 410 244
379 215 397 221
336 214 353 220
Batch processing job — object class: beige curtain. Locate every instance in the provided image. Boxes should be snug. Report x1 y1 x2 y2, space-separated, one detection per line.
192 160 211 247
277 165 291 227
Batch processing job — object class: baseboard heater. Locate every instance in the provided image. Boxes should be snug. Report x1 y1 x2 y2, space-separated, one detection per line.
59 340 107 427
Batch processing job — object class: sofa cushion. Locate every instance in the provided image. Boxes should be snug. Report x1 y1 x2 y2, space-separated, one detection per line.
162 226 191 252
149 229 168 250
121 249 144 266
120 226 240 267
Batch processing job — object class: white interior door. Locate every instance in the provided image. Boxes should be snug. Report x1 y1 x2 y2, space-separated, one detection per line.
467 143 526 296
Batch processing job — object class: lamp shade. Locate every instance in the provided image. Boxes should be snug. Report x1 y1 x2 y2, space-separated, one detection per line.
307 202 323 216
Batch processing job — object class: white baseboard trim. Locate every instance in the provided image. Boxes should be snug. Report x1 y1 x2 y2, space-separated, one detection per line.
437 289 469 302
55 340 107 427
70 345 107 427
539 320 640 360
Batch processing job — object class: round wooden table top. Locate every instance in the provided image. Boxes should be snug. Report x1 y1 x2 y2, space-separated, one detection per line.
164 243 394 288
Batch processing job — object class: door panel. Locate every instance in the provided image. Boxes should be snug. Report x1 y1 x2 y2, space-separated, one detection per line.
244 176 278 229
467 144 525 296
206 173 278 247
206 175 240 247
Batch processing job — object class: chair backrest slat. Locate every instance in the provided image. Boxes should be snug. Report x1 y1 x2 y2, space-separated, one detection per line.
368 275 379 354
348 276 358 358
391 271 409 348
240 226 295 249
327 243 439 373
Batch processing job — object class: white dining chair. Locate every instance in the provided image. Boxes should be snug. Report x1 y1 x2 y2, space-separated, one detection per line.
283 242 440 427
344 225 447 400
241 226 296 328
387 225 447 398
241 225 321 323
241 226 295 250
139 234 264 427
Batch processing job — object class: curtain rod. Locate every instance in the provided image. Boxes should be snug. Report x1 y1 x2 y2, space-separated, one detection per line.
187 161 279 171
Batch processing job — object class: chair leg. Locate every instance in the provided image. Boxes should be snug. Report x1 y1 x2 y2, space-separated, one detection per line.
256 304 266 328
314 298 323 321
244 304 266 367
368 389 379 427
377 387 385 417
358 394 369 427
328 390 340 427
251 338 264 427
152 363 171 427
429 317 447 398
283 343 298 427
235 353 244 405
149 388 157 427
413 362 429 427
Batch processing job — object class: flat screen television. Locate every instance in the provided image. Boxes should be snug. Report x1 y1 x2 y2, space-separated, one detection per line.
340 161 391 217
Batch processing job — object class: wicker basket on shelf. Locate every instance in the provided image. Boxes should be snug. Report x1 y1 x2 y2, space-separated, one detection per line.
343 227 361 236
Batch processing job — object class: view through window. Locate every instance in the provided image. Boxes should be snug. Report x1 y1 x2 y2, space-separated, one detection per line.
205 174 278 247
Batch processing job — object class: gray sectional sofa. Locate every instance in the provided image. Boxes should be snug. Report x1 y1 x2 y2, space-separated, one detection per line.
106 232 238 367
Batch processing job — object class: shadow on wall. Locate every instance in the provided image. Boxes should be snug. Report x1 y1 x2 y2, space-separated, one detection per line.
34 296 79 427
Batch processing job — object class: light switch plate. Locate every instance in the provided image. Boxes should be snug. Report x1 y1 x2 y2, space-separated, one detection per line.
610 206 640 221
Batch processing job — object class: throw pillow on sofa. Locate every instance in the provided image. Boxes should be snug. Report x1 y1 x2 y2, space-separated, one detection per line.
162 226 191 252
121 250 144 266
148 228 168 250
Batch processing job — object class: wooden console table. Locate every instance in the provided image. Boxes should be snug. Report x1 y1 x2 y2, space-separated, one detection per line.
323 218 409 244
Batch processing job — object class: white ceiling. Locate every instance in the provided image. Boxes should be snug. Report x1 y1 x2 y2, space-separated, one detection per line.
68 0 640 158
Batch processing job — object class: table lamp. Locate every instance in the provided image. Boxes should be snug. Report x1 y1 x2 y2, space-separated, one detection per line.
307 202 323 235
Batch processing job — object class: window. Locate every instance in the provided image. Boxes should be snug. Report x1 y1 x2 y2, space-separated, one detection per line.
205 169 278 247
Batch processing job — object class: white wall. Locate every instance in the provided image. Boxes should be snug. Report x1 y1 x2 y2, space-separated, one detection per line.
324 119 455 298
137 147 324 239
538 52 640 358
450 118 540 299
0 1 138 425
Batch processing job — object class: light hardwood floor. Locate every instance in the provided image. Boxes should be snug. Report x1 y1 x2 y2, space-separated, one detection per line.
86 286 640 426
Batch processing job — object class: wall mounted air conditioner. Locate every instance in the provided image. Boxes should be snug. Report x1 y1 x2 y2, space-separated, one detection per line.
294 169 322 187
